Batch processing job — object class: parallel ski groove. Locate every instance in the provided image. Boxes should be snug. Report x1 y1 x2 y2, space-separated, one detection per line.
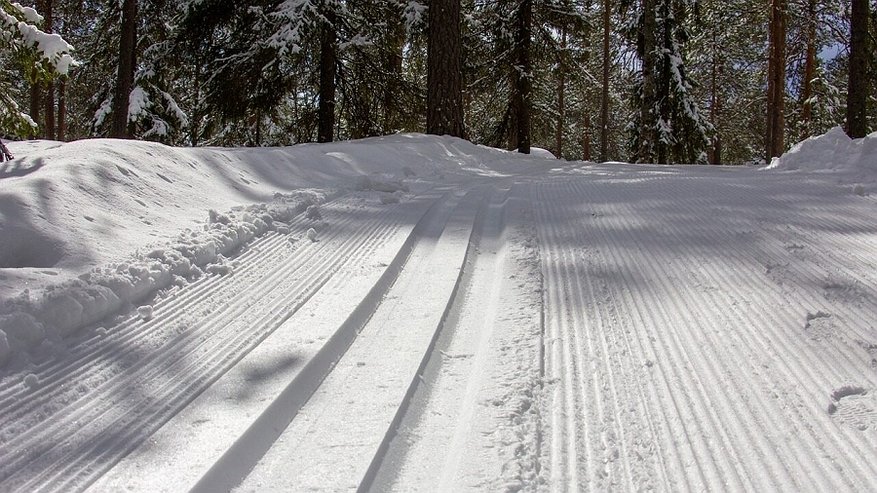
232 190 479 493
533 186 584 490
590 181 801 491
591 177 819 490
582 174 876 490
0 202 331 413
0 196 435 492
0 202 374 440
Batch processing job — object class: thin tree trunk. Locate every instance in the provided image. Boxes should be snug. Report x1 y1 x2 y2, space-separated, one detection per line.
57 80 66 141
111 0 137 138
29 73 41 138
384 5 405 133
555 28 566 158
318 2 337 143
638 0 657 163
846 0 870 138
709 34 722 164
42 0 55 140
582 112 592 161
766 0 786 159
191 61 201 146
44 83 55 140
800 0 816 139
600 0 611 161
427 0 464 137
0 138 13 161
514 0 532 154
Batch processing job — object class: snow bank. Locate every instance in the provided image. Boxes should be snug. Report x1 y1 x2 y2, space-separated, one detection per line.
0 134 542 366
765 127 877 193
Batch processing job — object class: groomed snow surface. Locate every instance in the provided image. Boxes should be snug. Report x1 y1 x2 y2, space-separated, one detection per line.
0 129 876 492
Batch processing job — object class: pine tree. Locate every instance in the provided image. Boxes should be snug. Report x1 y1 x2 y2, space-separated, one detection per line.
627 0 712 163
427 0 464 137
0 0 75 139
846 0 870 138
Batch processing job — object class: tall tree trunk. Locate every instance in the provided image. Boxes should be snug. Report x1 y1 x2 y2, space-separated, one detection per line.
57 80 66 141
191 61 201 146
318 3 337 143
42 0 55 140
384 4 405 133
600 0 611 162
582 112 592 161
800 0 817 139
29 72 41 138
766 0 786 159
709 34 722 164
427 0 464 137
637 0 657 163
846 0 870 138
111 0 137 138
513 0 532 154
44 83 55 140
555 28 566 158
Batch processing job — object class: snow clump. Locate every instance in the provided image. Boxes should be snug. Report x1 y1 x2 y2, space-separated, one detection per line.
23 373 39 389
305 204 322 221
137 305 154 321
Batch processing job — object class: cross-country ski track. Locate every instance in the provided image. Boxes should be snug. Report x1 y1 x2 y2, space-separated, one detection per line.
2 140 877 492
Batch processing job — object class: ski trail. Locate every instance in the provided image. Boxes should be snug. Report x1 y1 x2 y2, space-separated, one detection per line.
0 194 437 492
534 168 877 492
89 191 463 493
234 190 483 492
369 184 544 492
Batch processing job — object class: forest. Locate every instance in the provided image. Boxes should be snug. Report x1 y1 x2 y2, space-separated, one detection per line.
1 0 875 164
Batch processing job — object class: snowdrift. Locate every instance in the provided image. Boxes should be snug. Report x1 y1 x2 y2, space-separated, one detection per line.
765 126 877 195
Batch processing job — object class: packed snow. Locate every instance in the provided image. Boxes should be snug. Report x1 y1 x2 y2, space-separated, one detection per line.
0 130 876 492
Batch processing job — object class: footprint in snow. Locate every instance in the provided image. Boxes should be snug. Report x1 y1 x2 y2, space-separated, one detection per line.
828 386 877 431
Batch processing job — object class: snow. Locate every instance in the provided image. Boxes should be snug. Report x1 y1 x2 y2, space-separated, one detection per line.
1 129 877 491
765 126 877 195
12 3 42 24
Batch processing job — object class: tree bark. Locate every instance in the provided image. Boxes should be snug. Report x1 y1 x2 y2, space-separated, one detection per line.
42 0 55 140
600 0 611 162
513 0 532 154
582 112 592 161
555 28 566 158
384 4 405 134
57 80 66 141
766 0 786 159
427 0 464 137
709 33 722 164
318 2 337 143
29 73 41 139
637 0 657 163
800 0 816 139
111 0 137 138
846 0 870 138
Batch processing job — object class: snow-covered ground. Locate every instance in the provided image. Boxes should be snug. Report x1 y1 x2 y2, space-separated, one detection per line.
0 129 875 491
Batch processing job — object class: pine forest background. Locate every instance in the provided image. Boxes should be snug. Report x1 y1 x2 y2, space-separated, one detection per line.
1 0 875 164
